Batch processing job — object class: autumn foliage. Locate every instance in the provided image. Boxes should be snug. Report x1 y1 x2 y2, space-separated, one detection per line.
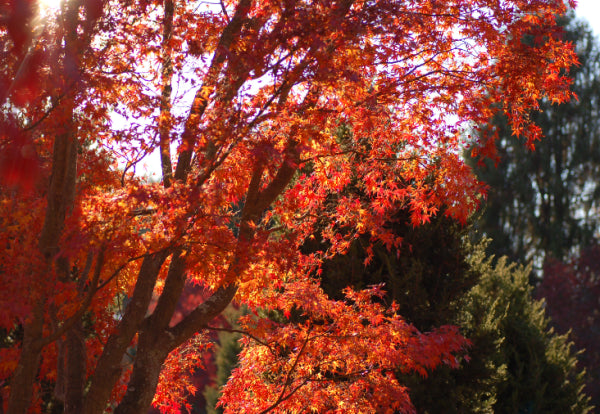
0 0 577 413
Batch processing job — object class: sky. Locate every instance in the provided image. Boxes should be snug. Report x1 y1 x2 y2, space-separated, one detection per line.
575 0 600 35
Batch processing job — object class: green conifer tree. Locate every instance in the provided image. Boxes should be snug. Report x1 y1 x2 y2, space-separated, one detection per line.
459 247 591 414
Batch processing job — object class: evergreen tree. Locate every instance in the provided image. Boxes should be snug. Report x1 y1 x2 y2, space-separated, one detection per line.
458 247 591 414
467 14 600 410
468 14 600 268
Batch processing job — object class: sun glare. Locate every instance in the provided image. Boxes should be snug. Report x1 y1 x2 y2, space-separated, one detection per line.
38 0 62 14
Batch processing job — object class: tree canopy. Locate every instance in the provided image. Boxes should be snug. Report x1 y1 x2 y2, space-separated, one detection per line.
0 0 577 413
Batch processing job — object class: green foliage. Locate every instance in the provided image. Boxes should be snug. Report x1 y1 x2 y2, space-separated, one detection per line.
461 246 591 414
468 13 600 267
401 244 505 414
395 242 592 414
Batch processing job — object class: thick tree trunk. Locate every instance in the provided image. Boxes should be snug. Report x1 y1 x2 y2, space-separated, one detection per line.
111 150 296 413
113 283 238 414
6 303 45 414
113 251 187 413
113 333 170 414
64 320 86 414
8 0 82 408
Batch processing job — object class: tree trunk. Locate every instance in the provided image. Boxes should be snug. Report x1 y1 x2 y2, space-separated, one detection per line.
82 251 170 414
64 320 86 414
6 303 45 414
113 283 238 414
113 332 170 414
7 93 78 414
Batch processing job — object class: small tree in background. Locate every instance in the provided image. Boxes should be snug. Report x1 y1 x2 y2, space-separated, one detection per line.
536 244 600 409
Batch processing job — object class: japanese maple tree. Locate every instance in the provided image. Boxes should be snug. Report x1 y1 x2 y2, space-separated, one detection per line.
0 0 577 413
